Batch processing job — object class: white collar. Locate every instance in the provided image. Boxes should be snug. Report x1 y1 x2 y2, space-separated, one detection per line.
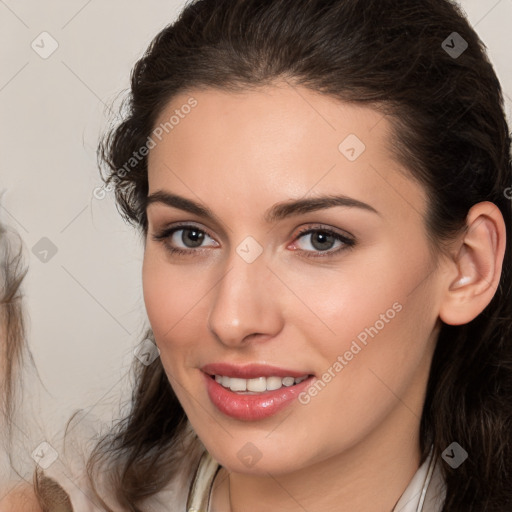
187 447 447 512
393 447 446 512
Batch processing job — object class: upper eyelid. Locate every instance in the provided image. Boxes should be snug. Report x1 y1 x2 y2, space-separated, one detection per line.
152 221 351 236
146 206 232 238
153 223 354 248
295 225 354 238
153 221 214 236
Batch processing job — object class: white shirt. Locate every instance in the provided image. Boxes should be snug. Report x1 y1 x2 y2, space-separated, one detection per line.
187 447 447 512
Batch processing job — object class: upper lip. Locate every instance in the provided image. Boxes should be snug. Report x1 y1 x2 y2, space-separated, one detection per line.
201 362 313 379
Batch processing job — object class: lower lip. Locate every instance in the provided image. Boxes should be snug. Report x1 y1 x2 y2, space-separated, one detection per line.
203 372 315 421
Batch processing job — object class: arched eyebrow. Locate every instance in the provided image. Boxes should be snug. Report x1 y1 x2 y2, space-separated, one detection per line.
145 190 380 224
264 195 380 222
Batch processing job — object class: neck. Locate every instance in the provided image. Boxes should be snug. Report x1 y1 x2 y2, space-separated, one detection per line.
211 403 424 512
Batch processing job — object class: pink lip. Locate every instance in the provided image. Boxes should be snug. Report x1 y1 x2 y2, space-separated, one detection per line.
201 362 312 379
202 371 315 421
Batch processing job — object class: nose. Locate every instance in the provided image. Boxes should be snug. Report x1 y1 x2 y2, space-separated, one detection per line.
207 250 284 348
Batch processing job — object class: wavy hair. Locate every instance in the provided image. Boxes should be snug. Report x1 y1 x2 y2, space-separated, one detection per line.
43 0 512 510
0 219 32 504
0 221 28 446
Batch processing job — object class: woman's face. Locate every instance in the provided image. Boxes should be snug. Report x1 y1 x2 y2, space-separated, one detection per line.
143 83 447 475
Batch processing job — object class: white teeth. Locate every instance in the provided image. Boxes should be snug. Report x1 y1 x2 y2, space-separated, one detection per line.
282 376 295 387
266 376 283 391
213 374 310 393
247 377 266 392
229 378 247 392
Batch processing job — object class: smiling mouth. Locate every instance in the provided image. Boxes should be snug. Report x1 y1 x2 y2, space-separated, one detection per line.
203 370 316 420
209 374 312 394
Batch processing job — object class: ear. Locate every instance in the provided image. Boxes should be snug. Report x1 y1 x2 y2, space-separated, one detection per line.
439 201 506 326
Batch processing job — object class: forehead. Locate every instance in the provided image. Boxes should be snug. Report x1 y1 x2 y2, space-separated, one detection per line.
150 83 388 160
147 84 427 222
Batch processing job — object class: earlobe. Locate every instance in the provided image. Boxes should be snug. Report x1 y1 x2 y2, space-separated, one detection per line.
439 201 506 326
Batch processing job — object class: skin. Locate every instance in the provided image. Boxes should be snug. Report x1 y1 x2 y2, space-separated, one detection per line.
143 82 505 512
0 483 41 512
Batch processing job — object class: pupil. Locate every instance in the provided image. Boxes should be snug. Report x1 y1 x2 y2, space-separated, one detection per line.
183 229 204 248
312 231 334 251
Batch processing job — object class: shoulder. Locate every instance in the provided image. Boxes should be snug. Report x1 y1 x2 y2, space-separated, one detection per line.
0 483 42 512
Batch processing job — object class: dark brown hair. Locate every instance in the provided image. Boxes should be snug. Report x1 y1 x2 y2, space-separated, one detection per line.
49 0 512 510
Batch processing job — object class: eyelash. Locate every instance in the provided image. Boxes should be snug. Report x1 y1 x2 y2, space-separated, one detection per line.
293 226 356 258
151 222 356 259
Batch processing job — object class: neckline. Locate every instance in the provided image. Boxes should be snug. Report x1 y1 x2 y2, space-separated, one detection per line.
186 447 440 512
186 450 221 512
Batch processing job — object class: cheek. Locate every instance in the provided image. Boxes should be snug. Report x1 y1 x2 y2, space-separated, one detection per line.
288 240 436 381
142 251 209 399
142 252 203 386
142 250 206 339
281 250 437 450
290 251 399 319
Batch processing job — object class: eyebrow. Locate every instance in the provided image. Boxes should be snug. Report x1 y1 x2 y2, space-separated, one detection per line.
145 190 380 223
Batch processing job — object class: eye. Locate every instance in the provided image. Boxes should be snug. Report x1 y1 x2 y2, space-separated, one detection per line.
151 224 218 255
290 226 355 257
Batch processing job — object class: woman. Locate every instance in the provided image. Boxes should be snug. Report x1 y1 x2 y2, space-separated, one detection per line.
36 0 511 510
